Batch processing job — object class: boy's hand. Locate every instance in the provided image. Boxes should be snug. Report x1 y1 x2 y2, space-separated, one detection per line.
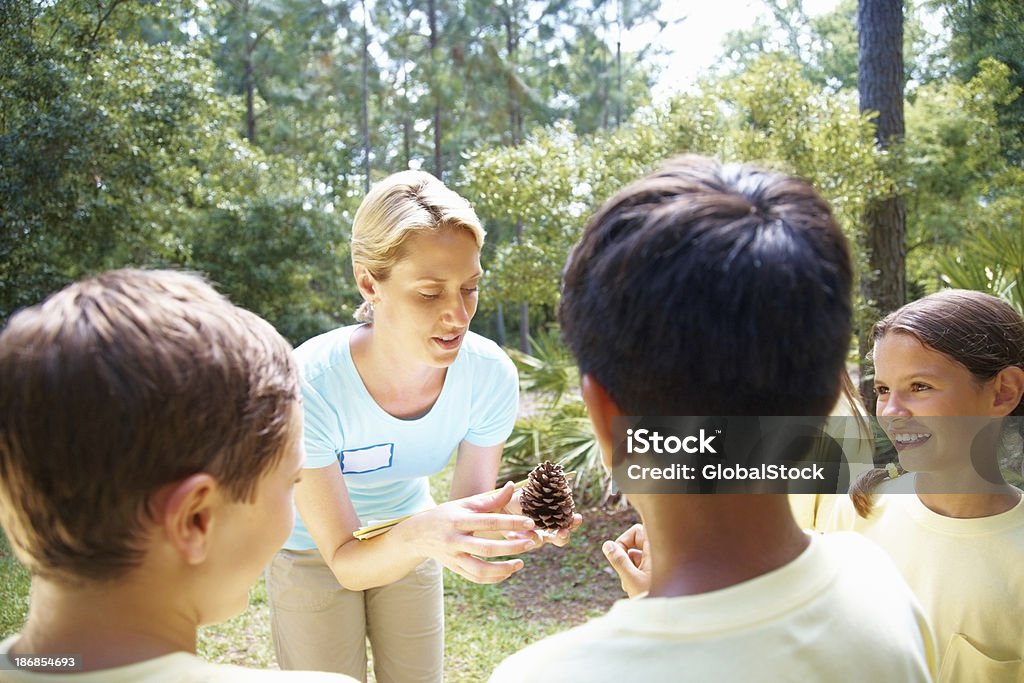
602 523 651 598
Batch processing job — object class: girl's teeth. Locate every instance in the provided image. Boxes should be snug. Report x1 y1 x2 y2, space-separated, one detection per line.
894 433 929 443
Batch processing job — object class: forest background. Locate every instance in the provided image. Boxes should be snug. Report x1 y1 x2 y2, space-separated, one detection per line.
3 0 1022 344
4 0 1021 496
2 0 1024 677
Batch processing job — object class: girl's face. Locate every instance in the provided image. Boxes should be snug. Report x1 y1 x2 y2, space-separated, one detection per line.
873 332 1000 475
369 227 482 368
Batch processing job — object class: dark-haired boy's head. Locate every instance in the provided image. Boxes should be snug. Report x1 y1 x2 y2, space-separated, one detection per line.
0 269 301 584
559 155 852 416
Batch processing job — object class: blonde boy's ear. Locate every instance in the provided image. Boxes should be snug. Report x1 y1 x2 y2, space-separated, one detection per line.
155 473 219 566
581 374 622 468
991 366 1024 416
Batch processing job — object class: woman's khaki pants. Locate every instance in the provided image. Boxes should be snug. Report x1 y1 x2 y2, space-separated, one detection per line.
267 548 444 682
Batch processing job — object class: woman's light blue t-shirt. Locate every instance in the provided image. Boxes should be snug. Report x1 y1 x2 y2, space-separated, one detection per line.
285 325 519 550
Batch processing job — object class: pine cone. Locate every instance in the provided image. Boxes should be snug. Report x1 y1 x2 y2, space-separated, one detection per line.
520 461 575 530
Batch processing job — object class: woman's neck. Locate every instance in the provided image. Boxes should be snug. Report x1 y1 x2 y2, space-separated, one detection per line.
350 324 446 419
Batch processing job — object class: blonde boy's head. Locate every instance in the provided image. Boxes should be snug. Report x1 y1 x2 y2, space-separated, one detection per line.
0 269 300 584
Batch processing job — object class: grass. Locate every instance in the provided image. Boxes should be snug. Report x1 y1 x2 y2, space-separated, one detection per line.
443 577 561 682
0 461 635 683
197 579 276 667
429 457 633 682
0 531 31 637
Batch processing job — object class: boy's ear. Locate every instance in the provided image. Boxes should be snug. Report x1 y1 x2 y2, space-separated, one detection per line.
153 473 220 566
581 374 622 460
353 264 378 304
991 366 1024 417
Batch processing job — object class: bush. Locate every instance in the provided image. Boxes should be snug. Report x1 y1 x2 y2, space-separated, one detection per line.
502 331 612 505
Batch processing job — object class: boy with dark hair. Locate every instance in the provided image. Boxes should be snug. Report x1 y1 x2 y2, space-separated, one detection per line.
0 269 354 682
489 156 936 681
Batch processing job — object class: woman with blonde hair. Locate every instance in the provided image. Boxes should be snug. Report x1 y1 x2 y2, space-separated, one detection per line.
828 289 1024 682
266 171 579 682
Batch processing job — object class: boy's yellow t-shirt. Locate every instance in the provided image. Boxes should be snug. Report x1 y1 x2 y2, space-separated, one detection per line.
0 639 355 683
489 532 936 682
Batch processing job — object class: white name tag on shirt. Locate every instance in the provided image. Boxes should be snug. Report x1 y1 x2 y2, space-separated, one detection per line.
340 443 394 474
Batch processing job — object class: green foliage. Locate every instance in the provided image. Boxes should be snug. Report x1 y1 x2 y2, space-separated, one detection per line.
935 171 1024 314
904 59 1023 301
208 0 367 182
932 0 1024 164
806 0 859 89
466 45 1024 368
905 59 1017 203
501 331 609 504
3 0 671 340
703 1 1023 338
506 331 578 406
463 122 595 311
0 0 350 342
462 55 887 316
716 0 945 92
556 2 662 134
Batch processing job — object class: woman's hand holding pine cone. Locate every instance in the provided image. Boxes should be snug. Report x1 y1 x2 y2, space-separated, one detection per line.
394 481 538 584
503 461 583 548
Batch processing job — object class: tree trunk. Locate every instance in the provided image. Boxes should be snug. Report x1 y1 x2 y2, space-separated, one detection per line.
519 301 529 353
505 5 522 146
429 0 442 177
614 0 622 128
360 0 370 192
857 0 906 412
242 1 256 144
495 301 507 347
615 37 622 128
515 217 529 352
244 51 256 143
401 40 411 169
506 2 529 351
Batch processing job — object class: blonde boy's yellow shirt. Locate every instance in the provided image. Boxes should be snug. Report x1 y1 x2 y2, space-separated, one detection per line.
828 487 1024 683
0 640 356 683
489 532 936 683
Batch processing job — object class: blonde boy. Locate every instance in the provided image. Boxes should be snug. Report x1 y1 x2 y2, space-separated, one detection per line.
0 269 354 682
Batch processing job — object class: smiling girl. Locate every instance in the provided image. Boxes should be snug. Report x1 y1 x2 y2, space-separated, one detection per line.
830 289 1024 682
265 171 576 682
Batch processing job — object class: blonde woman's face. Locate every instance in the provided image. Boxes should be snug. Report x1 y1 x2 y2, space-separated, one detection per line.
372 228 482 368
873 332 1000 475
